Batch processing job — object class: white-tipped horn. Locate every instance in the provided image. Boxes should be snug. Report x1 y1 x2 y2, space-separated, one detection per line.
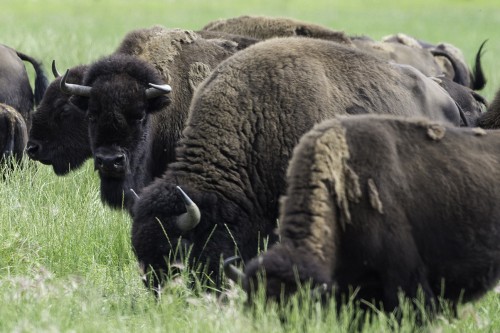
60 69 91 97
145 83 172 99
175 186 201 232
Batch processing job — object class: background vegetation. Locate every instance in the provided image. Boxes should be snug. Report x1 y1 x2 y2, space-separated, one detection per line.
1 0 499 332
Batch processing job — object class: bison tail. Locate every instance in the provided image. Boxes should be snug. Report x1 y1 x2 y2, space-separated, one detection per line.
470 40 488 91
16 51 49 106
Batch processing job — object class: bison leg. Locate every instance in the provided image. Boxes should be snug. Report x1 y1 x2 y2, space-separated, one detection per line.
378 247 438 322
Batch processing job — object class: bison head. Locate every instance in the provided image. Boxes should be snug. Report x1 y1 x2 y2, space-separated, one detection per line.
60 54 171 208
27 64 91 175
131 181 206 294
131 177 252 294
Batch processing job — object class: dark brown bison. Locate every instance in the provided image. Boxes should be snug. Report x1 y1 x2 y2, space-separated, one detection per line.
229 114 500 316
27 64 90 175
0 43 49 131
131 37 463 294
0 103 28 165
62 27 247 211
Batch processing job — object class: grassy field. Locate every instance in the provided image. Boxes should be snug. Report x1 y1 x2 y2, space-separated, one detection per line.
2 0 500 332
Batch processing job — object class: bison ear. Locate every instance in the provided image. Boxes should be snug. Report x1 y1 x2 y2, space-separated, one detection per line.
147 95 171 114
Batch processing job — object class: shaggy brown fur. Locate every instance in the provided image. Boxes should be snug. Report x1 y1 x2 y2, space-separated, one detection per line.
0 103 27 165
132 37 463 293
243 114 500 314
202 15 353 45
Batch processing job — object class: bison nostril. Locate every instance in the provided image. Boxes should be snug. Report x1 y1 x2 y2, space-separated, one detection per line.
114 154 125 167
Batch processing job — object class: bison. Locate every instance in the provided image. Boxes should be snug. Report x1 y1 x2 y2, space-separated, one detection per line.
227 114 500 316
62 27 247 211
0 43 49 131
131 36 464 294
0 103 28 166
27 64 90 175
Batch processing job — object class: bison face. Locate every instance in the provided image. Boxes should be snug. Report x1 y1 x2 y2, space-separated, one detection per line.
27 66 91 175
84 74 170 180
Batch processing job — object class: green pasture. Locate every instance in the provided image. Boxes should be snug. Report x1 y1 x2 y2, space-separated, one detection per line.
1 0 500 332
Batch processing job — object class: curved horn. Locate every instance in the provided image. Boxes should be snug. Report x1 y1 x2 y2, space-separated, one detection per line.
51 60 61 78
224 256 245 284
175 186 201 232
145 83 172 99
60 69 91 97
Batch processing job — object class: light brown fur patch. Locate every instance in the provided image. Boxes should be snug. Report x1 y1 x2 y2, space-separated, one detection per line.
427 123 446 140
472 127 487 136
188 62 212 92
368 178 384 214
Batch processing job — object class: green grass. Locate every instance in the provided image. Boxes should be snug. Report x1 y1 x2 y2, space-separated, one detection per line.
2 1 500 332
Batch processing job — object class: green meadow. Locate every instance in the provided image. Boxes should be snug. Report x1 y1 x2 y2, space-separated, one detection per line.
2 0 500 332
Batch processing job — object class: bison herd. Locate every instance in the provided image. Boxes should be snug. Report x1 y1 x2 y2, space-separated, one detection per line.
3 15 500 321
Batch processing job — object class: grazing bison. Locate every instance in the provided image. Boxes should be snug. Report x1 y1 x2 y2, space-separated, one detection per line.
131 37 463 294
27 64 90 175
0 43 49 131
228 114 500 315
383 33 487 90
63 27 246 211
0 103 28 166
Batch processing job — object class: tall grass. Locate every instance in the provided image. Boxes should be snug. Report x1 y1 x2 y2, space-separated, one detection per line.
2 1 500 331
